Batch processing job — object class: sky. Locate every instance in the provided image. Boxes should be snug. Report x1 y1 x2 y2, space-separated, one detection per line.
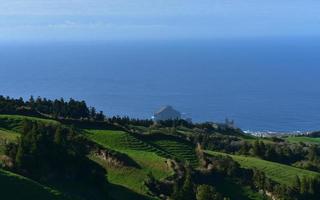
1 0 320 42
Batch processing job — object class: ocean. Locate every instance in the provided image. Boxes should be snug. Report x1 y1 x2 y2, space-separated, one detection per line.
0 38 319 132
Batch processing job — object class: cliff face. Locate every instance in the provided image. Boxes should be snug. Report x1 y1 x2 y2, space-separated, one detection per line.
153 106 181 121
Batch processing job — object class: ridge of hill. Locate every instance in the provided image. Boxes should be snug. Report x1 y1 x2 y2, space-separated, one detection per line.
205 151 320 186
0 168 71 200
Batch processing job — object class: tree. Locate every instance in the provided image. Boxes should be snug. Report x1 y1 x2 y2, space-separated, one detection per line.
171 181 183 200
95 111 105 121
253 140 266 158
181 167 195 200
196 185 222 200
293 175 301 193
90 107 97 119
7 121 107 186
170 167 195 200
0 95 101 120
308 145 319 162
28 95 35 109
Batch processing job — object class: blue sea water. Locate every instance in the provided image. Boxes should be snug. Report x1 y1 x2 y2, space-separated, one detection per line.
0 38 319 132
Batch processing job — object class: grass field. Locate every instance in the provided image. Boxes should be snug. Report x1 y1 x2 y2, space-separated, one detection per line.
92 151 171 199
84 130 170 157
85 129 197 166
286 136 320 144
146 136 199 167
205 151 320 186
0 169 69 200
85 129 173 199
241 135 274 144
0 129 19 154
0 114 59 133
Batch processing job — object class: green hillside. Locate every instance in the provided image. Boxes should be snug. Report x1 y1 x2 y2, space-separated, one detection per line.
0 169 69 200
286 136 320 144
1 112 320 200
0 129 19 154
85 129 173 199
0 114 59 133
0 118 171 200
145 135 199 167
0 115 108 200
205 151 320 186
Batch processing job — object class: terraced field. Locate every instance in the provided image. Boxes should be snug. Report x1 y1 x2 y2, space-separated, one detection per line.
85 129 173 199
84 130 169 157
86 129 199 165
205 151 320 186
146 137 199 167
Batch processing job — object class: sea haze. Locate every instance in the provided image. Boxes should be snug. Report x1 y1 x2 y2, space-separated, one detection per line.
0 38 319 132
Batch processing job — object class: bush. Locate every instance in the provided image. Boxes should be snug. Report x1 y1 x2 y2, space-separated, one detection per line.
196 184 222 200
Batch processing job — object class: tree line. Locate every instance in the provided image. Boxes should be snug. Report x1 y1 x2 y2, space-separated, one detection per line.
0 95 105 120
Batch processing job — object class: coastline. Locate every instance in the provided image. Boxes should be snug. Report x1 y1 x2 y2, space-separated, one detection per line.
244 130 314 137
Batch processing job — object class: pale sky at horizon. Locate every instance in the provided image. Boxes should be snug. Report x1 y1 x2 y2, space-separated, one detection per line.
1 0 320 42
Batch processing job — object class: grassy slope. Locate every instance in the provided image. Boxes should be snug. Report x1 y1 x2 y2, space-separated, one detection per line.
85 129 173 199
0 114 59 133
131 126 199 166
286 136 320 144
87 129 265 199
0 129 19 154
205 151 320 186
0 115 162 199
0 169 69 200
146 136 199 167
4 114 317 199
